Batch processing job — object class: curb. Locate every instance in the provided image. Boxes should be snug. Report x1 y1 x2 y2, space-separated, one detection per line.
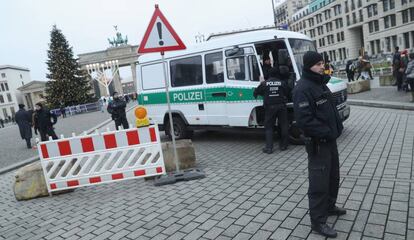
0 103 138 175
348 99 414 111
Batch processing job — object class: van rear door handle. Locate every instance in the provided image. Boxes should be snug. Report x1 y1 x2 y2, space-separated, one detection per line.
211 92 227 97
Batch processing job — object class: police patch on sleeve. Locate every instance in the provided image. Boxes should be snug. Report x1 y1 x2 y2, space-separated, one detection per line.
298 102 309 108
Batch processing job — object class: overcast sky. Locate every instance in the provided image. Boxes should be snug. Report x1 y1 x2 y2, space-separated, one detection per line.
0 0 275 80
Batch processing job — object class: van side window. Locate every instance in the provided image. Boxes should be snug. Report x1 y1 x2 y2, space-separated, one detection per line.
170 56 203 87
226 57 246 80
141 63 165 90
205 52 224 84
248 56 260 81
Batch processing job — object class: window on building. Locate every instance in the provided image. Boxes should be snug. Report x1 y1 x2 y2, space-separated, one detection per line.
0 84 4 92
352 12 357 24
4 83 8 91
403 9 409 23
410 8 414 21
351 0 355 10
374 20 379 31
404 32 410 48
345 1 349 12
0 95 4 103
373 4 378 15
376 40 381 53
367 5 373 18
10 107 15 117
1 73 5 78
358 0 362 7
392 35 398 50
384 15 390 28
402 0 407 4
170 56 203 87
383 0 389 11
369 22 373 33
391 14 396 26
359 9 363 22
205 52 224 84
347 15 350 25
390 0 395 9
6 93 12 102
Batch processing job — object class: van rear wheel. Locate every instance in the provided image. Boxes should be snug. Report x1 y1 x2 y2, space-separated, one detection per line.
165 117 192 139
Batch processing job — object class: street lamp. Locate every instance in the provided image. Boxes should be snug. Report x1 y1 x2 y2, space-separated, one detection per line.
86 60 119 97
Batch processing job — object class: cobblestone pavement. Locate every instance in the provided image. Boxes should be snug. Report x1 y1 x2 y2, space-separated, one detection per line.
1 106 413 240
0 102 136 169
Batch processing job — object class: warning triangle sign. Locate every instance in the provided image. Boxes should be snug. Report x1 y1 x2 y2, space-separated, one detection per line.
138 5 186 54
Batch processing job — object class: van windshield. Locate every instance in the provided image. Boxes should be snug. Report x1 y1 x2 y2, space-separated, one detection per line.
288 39 316 75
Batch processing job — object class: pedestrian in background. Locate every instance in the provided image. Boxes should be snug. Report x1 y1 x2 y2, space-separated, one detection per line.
345 60 355 82
107 92 129 130
405 53 414 102
0 118 4 128
15 104 33 149
392 47 403 90
33 103 58 141
293 51 346 238
401 49 410 92
60 104 66 118
254 67 289 153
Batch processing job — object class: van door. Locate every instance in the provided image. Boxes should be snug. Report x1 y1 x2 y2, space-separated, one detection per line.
224 46 262 127
203 51 228 125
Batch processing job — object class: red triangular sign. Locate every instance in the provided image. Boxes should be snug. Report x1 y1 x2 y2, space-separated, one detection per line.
138 5 186 54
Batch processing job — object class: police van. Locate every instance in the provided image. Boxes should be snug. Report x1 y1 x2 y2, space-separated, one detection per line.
137 28 350 143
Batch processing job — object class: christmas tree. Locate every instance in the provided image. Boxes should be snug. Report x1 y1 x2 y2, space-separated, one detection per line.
45 25 92 108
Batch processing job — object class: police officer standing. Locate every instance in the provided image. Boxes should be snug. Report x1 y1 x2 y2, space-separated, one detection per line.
254 67 289 154
107 91 129 130
293 51 346 238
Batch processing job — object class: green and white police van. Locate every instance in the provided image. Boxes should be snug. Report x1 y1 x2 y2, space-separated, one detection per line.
137 28 350 143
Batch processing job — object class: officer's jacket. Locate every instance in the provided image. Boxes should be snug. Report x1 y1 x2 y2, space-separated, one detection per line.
292 70 343 140
107 98 127 119
254 77 288 106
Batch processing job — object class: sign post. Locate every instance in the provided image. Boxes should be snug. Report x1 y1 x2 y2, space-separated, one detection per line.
138 5 205 185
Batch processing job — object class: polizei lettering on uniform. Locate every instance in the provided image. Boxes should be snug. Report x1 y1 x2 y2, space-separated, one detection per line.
266 81 281 86
173 91 203 102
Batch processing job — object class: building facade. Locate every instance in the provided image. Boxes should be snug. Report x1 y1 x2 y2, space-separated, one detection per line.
274 0 310 27
17 81 47 110
0 65 31 120
286 0 414 64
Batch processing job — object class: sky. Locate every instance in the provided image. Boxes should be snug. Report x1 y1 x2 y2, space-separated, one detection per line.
0 0 275 80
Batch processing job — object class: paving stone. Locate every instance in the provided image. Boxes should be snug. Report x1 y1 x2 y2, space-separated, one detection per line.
364 224 385 239
269 228 292 240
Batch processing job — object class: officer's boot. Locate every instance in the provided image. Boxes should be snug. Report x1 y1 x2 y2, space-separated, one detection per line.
311 223 337 238
26 138 31 149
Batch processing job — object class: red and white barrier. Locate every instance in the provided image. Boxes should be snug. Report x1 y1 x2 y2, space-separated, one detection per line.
38 124 165 193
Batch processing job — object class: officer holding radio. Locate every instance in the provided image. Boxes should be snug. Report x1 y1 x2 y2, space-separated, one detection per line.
292 51 346 238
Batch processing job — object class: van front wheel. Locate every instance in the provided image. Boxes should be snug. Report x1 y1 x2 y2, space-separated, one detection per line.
165 117 192 139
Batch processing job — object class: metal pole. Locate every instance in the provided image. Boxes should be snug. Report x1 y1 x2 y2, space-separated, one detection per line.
161 52 180 172
271 0 276 26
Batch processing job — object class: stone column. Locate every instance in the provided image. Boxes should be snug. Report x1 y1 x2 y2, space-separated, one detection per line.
131 62 137 94
112 68 123 95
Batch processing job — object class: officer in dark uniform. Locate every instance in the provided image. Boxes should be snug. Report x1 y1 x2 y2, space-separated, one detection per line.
254 67 289 154
262 54 272 80
107 91 129 130
292 51 346 238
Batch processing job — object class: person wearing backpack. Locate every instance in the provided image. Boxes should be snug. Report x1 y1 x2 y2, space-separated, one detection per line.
405 53 414 102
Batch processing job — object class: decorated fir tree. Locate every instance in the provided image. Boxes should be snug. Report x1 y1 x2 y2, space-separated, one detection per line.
45 25 92 108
